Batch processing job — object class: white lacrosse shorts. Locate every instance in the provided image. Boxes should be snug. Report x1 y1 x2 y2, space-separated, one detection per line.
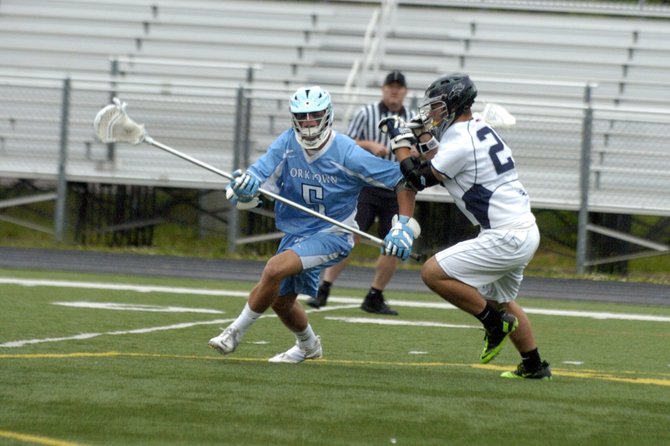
435 223 540 303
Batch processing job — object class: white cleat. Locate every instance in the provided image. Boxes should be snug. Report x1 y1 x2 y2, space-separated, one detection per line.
208 326 241 355
268 336 323 364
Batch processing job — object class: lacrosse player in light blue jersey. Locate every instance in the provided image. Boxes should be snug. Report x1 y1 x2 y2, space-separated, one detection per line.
208 86 419 363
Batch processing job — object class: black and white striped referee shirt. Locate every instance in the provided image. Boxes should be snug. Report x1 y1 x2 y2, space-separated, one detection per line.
346 101 411 161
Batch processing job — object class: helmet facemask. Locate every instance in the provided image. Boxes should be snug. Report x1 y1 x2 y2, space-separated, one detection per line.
289 86 334 151
419 98 453 138
290 108 333 150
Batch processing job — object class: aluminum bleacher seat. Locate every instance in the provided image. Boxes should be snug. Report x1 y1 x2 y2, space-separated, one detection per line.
153 1 323 31
0 0 152 22
320 3 670 109
0 0 147 77
0 29 139 57
0 0 337 187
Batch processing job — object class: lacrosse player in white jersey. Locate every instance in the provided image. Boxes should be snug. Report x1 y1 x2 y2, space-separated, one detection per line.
381 73 551 379
208 86 418 363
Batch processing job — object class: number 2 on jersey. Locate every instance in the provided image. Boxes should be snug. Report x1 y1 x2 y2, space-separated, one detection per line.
477 127 515 175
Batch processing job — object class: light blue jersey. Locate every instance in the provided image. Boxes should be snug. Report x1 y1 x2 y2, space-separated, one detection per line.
247 129 404 236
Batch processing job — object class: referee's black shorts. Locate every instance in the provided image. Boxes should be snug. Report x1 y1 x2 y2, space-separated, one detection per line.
355 187 399 238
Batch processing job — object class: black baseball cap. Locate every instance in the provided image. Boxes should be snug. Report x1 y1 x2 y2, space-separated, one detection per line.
384 70 406 87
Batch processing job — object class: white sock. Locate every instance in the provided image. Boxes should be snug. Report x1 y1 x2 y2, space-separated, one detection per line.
230 303 262 335
294 324 317 351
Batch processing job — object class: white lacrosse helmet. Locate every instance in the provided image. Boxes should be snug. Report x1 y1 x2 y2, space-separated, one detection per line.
289 86 334 150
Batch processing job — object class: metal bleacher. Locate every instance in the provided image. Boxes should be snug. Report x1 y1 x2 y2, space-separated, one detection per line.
320 2 670 222
1 0 670 223
305 2 670 107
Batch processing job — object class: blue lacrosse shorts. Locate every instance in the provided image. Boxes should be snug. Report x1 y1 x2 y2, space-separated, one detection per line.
277 231 353 298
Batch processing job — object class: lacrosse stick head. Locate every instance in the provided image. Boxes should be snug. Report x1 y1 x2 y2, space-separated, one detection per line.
480 103 517 129
93 97 146 144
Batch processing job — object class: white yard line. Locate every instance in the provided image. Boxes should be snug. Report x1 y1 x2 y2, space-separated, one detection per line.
52 301 224 314
323 297 670 322
0 277 249 297
325 316 479 329
0 303 360 348
1 277 668 349
3 277 669 321
0 318 234 348
3 277 669 322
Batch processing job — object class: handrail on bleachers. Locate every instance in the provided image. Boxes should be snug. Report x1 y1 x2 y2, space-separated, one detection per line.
390 0 670 18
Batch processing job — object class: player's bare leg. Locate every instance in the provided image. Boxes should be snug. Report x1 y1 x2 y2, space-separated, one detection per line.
421 256 518 363
322 255 350 283
264 254 322 363
209 250 303 355
496 300 551 379
420 256 487 314
361 253 400 315
370 254 398 290
248 250 303 313
272 294 307 332
495 300 536 353
306 258 347 308
307 236 355 309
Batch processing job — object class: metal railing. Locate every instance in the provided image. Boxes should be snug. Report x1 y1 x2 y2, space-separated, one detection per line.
0 73 668 270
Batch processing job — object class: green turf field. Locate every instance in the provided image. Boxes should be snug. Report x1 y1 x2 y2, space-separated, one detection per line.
1 268 669 446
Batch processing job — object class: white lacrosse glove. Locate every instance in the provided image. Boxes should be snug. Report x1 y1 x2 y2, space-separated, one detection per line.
382 214 421 261
407 115 439 156
226 169 262 209
407 115 432 137
378 116 417 152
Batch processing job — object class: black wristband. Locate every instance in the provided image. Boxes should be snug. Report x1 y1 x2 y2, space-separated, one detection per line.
400 157 440 191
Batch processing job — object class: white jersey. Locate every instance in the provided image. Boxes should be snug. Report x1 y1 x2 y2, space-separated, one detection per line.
430 115 535 230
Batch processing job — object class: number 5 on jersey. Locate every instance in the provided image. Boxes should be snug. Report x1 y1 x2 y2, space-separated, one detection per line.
303 184 325 214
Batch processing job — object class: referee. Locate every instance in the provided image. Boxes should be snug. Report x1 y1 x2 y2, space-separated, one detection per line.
307 70 412 315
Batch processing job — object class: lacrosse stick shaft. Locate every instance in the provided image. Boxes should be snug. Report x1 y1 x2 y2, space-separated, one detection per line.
144 136 421 260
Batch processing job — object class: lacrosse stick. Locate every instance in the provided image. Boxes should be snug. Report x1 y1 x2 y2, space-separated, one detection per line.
480 102 516 128
93 98 423 261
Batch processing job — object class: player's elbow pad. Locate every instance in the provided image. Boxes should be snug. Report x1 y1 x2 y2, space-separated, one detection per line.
400 157 440 191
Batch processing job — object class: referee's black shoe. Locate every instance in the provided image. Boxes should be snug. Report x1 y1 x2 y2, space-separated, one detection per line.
361 292 398 315
306 283 330 309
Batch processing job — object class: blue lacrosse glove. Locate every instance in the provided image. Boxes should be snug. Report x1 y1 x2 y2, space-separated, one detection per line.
226 185 262 210
378 116 406 138
226 169 262 210
378 116 417 153
231 169 260 202
382 215 421 261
